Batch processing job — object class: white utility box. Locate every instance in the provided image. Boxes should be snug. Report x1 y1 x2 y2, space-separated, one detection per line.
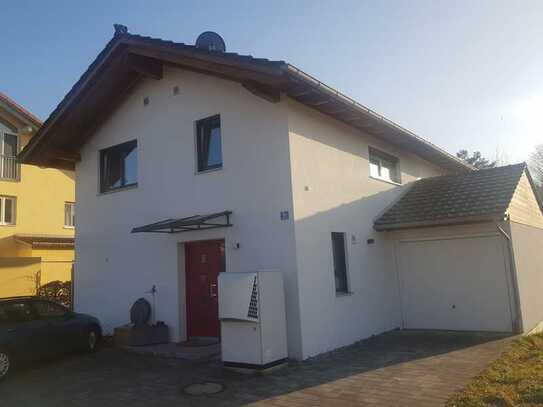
218 270 287 372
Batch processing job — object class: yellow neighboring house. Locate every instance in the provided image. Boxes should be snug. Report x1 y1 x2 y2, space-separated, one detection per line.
0 92 75 298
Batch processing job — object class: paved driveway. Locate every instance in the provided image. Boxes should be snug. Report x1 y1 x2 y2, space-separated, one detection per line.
2 331 511 407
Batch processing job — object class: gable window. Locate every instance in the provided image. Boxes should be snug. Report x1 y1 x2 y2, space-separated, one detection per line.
0 196 16 225
64 202 75 228
331 232 349 294
196 115 222 172
99 140 138 193
1 133 19 181
369 147 400 184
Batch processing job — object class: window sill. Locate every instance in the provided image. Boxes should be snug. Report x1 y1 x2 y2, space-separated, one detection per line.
369 175 402 186
336 291 354 297
0 223 16 227
63 226 75 230
98 183 138 196
196 166 223 175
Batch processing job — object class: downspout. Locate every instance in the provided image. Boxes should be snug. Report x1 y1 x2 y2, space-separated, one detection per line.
497 224 524 334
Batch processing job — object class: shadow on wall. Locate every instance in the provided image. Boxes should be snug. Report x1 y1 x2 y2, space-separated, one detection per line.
59 169 76 181
291 184 409 356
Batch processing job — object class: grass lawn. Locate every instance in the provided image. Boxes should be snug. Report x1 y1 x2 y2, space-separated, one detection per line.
447 333 543 406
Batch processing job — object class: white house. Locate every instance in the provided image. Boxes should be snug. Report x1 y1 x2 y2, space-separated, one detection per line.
21 27 543 360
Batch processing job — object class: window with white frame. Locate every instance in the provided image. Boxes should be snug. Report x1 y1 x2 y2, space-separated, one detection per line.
64 202 75 228
369 147 400 184
1 133 19 180
0 196 16 225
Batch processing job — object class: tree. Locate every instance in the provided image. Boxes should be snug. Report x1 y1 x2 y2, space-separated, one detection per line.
529 144 543 188
456 150 496 169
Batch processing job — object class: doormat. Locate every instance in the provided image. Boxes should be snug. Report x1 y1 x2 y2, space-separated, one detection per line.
183 382 224 395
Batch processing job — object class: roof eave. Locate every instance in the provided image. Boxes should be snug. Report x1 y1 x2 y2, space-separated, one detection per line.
20 31 471 174
374 213 506 232
284 65 472 173
0 93 43 128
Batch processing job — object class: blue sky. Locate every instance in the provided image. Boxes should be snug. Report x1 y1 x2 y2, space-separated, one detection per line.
2 0 543 162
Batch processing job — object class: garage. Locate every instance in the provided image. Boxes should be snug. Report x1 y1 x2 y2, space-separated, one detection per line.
374 164 543 334
397 234 514 332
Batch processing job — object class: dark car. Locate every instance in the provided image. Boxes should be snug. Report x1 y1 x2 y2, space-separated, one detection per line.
0 297 102 381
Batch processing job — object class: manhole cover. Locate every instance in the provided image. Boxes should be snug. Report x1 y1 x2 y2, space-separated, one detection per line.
184 382 223 395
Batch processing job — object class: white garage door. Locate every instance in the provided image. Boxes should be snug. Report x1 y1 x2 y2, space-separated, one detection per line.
398 235 513 332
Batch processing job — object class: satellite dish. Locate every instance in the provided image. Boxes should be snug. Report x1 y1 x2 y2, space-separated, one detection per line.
195 31 226 52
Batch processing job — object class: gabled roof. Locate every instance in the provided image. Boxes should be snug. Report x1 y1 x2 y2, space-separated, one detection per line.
374 163 527 231
0 92 42 128
19 27 471 172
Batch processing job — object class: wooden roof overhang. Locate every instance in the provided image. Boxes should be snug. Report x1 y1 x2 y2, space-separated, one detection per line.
19 32 471 173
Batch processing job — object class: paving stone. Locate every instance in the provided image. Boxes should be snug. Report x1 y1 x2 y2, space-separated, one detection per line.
1 330 512 407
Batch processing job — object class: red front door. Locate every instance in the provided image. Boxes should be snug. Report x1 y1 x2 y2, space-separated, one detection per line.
185 240 224 338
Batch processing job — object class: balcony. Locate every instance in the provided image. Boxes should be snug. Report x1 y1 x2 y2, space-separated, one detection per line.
0 155 20 181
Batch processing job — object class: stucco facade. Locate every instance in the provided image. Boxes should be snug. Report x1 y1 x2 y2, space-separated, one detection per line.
74 68 303 356
286 99 446 357
19 30 543 362
74 66 453 359
0 94 75 297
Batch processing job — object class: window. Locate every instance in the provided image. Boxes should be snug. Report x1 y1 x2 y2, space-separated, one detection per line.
331 232 349 294
369 147 400 184
196 115 222 172
64 202 75 228
1 133 19 180
33 300 68 318
0 196 15 225
0 301 36 323
99 140 138 193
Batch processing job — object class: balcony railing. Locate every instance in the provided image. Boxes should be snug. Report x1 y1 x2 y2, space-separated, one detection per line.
0 155 20 181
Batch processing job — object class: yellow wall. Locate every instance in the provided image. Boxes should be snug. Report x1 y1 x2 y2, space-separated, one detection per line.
0 134 75 245
0 99 75 296
0 257 41 297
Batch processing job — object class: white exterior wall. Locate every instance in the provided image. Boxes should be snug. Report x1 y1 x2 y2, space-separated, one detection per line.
287 100 446 358
509 220 543 333
75 67 303 358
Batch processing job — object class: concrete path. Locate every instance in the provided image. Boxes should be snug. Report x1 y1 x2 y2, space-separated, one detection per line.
2 330 512 407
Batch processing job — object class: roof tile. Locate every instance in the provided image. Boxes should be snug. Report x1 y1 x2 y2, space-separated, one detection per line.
374 163 526 230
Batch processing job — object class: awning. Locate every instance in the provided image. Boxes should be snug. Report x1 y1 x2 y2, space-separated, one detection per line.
14 234 75 248
131 211 232 234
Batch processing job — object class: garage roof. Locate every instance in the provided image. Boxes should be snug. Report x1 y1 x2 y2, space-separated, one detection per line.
19 26 471 173
374 163 528 231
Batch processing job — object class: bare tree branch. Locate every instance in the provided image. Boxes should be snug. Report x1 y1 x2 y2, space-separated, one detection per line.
529 144 543 186
456 150 496 169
